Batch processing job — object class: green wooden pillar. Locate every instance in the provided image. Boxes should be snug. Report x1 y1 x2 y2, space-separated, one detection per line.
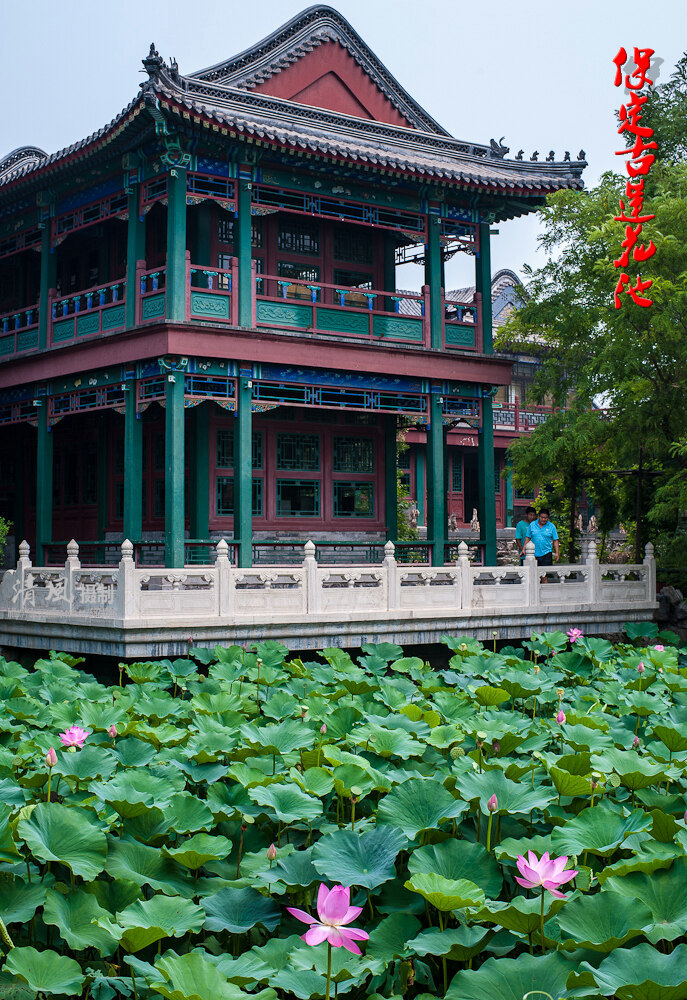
165 370 185 567
237 179 253 327
415 448 425 526
476 222 493 354
383 233 396 311
97 413 109 543
384 415 398 541
424 214 443 349
193 202 213 268
505 458 514 528
35 401 52 564
123 387 142 543
38 223 56 350
426 392 446 566
235 376 253 567
189 404 210 540
166 168 187 323
13 435 25 549
125 186 146 329
478 396 497 565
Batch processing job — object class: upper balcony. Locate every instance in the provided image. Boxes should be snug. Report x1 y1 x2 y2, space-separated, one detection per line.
0 254 485 361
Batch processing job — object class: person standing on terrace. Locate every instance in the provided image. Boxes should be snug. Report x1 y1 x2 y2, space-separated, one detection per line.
527 508 560 566
515 506 537 563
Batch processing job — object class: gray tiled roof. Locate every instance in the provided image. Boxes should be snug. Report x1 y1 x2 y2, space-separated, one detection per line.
0 7 586 200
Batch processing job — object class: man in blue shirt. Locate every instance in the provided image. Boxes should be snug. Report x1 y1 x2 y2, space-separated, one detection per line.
515 506 537 563
526 508 560 566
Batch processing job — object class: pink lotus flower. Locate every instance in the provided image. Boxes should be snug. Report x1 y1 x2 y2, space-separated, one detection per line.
556 709 566 724
633 735 640 748
567 628 583 643
45 747 57 768
108 725 117 738
267 843 277 861
515 851 578 899
320 724 327 735
487 793 498 813
654 644 665 651
58 726 90 749
287 883 369 954
637 662 645 674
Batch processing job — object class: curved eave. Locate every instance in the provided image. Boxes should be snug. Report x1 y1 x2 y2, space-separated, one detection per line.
158 92 584 202
0 94 148 201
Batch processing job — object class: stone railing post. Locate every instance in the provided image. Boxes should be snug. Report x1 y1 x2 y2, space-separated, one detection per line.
303 540 319 614
458 541 472 609
117 539 136 619
216 539 231 616
65 539 80 609
579 536 588 563
587 538 600 604
384 540 398 611
644 541 656 600
13 540 32 612
524 539 539 606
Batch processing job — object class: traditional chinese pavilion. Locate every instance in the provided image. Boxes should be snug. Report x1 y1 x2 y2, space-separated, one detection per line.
0 6 586 570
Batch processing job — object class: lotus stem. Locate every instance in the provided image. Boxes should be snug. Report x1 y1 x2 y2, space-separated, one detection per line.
540 889 546 954
46 772 51 803
486 811 493 853
326 941 332 1000
0 915 14 951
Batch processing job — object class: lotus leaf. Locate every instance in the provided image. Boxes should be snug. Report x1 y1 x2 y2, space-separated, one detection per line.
557 890 653 951
408 839 502 898
249 783 323 823
17 802 107 880
377 778 466 838
5 947 85 996
148 951 268 1000
312 825 407 889
105 837 191 895
577 942 687 999
604 859 687 943
42 889 118 955
163 833 232 869
445 951 574 1000
202 885 280 934
552 803 652 856
405 873 485 911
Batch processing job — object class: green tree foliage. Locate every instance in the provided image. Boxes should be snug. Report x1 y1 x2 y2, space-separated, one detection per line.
0 516 10 562
497 54 687 563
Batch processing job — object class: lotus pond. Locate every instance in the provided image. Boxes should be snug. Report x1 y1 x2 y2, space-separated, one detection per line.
1 623 687 1000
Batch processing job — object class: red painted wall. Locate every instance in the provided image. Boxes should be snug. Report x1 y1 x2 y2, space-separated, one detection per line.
254 42 413 127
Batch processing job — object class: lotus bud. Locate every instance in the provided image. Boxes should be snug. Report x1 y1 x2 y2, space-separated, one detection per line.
654 644 665 651
492 740 501 754
534 665 541 674
556 709 566 724
267 843 277 861
300 705 308 717
108 724 117 738
45 747 57 768
450 746 464 759
320 723 327 735
187 635 194 646
487 793 498 813
590 778 599 790
460 643 467 651
256 658 263 667
637 662 645 674
557 688 565 699
633 735 640 748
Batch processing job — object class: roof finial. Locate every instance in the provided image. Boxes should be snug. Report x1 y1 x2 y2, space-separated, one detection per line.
143 42 163 80
546 150 554 162
515 150 524 160
578 149 586 161
564 151 571 161
530 150 539 161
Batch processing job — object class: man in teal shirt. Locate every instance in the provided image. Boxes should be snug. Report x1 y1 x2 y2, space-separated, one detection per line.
515 506 537 563
527 508 560 566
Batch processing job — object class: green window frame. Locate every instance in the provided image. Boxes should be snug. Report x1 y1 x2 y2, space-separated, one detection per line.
276 479 320 517
333 436 374 473
276 433 319 471
215 477 263 517
216 429 263 469
452 455 463 493
333 481 375 518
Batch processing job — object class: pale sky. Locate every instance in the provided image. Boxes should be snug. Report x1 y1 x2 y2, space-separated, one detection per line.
2 0 684 290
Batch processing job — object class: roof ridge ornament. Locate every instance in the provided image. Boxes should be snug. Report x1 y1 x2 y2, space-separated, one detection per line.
143 42 164 81
489 137 509 159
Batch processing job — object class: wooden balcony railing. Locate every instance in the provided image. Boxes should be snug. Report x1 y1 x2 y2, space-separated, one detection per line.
255 272 430 346
48 278 126 346
0 303 39 357
0 258 486 360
